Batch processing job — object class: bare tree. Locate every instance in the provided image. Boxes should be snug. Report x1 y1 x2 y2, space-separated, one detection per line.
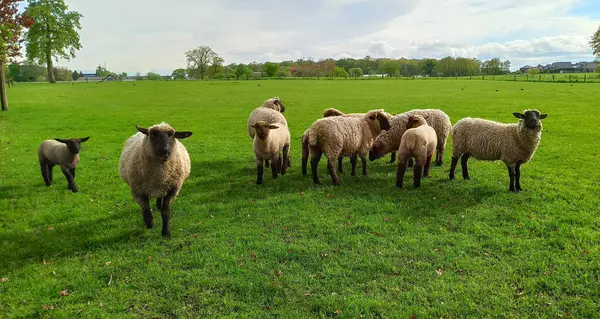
185 46 219 80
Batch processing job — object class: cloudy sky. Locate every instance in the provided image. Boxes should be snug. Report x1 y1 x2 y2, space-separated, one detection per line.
24 0 600 75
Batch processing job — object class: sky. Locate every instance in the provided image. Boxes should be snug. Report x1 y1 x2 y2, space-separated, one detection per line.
21 0 600 75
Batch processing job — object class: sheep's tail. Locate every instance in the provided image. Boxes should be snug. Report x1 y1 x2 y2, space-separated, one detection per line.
302 132 310 158
308 128 319 147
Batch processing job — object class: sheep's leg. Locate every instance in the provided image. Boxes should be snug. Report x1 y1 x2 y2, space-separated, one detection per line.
327 155 340 185
507 164 516 193
71 167 76 178
460 153 471 180
413 159 423 188
48 165 54 184
134 194 153 229
389 152 396 164
449 155 459 179
337 156 344 173
281 144 289 175
360 154 368 176
408 157 414 168
311 151 323 185
160 188 177 238
424 153 433 177
271 152 280 179
256 157 264 184
515 162 523 192
436 143 445 166
156 197 163 210
264 159 270 169
350 154 358 176
40 165 51 186
61 167 77 193
301 142 309 176
395 157 408 188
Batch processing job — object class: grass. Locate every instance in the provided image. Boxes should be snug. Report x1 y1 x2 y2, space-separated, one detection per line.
0 79 599 318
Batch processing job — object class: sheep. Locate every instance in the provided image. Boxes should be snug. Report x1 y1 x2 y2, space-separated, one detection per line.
395 115 437 188
38 137 90 193
308 109 391 185
118 123 193 237
369 109 451 166
247 96 287 168
251 121 290 184
449 110 547 192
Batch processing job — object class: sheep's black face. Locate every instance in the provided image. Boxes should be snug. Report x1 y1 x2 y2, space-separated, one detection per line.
369 144 385 162
150 129 175 160
378 114 391 131
514 110 547 130
55 137 90 154
275 100 285 113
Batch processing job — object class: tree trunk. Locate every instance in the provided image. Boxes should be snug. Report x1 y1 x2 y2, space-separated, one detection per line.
46 52 56 83
0 61 8 111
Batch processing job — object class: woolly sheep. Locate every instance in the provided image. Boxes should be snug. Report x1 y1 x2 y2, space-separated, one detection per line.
251 121 290 184
247 97 287 168
38 137 90 193
369 109 451 166
395 115 437 188
449 110 547 192
308 109 391 185
118 123 193 237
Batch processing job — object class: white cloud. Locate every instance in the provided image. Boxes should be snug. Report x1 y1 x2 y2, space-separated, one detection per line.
43 0 600 74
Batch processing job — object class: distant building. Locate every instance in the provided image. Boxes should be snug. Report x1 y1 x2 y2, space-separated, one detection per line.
519 61 597 74
519 65 534 73
552 62 573 73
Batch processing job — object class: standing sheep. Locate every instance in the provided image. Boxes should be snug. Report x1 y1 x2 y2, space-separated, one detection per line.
449 110 547 192
251 121 290 184
38 137 90 193
395 115 437 188
119 123 193 237
308 109 391 185
247 97 287 168
369 109 451 166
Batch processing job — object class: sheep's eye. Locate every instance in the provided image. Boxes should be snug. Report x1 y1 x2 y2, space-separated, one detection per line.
369 116 375 120
151 131 158 137
168 132 174 138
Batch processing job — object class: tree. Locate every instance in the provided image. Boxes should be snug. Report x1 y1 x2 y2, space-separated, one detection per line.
596 64 600 73
349 67 363 78
1 0 34 111
52 66 70 81
171 68 186 80
378 59 399 77
264 62 279 77
146 72 162 81
24 0 82 84
185 46 218 80
591 25 600 58
234 64 252 79
120 72 127 79
95 65 109 77
71 69 79 80
420 59 437 76
527 68 540 76
210 56 224 77
330 66 349 78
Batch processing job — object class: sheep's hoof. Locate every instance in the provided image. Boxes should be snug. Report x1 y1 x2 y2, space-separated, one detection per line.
69 185 78 193
435 162 443 166
396 183 403 188
162 231 172 238
256 180 263 185
145 221 154 229
449 174 455 180
45 182 52 186
413 184 421 188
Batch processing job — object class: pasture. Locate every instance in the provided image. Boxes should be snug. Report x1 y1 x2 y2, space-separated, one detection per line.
0 79 599 318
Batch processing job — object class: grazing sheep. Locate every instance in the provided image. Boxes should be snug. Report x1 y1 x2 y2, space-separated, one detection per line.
38 137 90 193
251 121 290 184
449 110 547 192
395 115 437 188
369 109 451 166
308 109 391 185
247 97 287 168
119 123 193 237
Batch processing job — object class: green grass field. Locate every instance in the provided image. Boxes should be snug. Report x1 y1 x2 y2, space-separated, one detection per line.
1 80 599 318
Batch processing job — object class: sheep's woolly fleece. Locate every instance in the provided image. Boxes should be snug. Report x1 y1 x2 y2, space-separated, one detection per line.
38 140 80 169
119 122 191 198
252 122 291 161
247 97 287 139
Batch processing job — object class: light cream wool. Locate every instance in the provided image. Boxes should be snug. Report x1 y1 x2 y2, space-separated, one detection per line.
308 109 391 185
396 115 437 188
252 121 290 184
370 109 451 165
38 140 80 170
322 108 364 118
119 123 191 199
247 97 287 139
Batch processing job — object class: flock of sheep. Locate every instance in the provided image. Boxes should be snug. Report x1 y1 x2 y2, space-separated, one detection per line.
36 96 547 237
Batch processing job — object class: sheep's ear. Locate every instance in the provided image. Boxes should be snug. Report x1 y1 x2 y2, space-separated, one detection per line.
513 112 525 119
539 114 548 119
80 137 90 143
136 125 149 135
55 138 68 144
268 125 279 130
175 131 193 139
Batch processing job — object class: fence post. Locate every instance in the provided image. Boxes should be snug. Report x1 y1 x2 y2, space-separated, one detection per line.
526 75 528 82
539 74 541 82
552 74 555 82
584 75 587 83
514 74 517 81
569 74 571 83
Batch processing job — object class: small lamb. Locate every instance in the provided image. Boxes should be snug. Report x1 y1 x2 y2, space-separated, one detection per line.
247 97 287 168
449 110 547 192
308 109 391 185
395 115 437 188
38 137 90 193
119 123 193 237
251 121 290 184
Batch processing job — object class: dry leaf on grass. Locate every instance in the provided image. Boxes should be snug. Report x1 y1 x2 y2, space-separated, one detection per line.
436 268 444 276
1 277 8 283
59 289 70 296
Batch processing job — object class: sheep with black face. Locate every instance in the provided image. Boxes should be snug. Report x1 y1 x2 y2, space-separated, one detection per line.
38 137 90 193
118 122 193 237
449 110 547 192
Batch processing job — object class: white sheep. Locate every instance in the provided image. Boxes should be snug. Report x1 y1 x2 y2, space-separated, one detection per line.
369 109 451 166
307 109 391 185
395 115 437 188
118 122 193 237
247 97 287 168
449 109 547 192
38 137 90 193
251 121 290 184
